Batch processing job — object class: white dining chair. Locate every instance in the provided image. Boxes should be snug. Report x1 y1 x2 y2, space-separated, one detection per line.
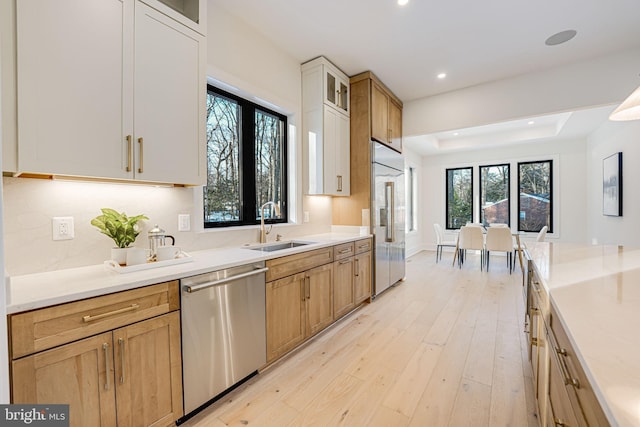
458 225 485 270
485 226 514 273
489 223 508 227
434 223 457 263
536 226 548 242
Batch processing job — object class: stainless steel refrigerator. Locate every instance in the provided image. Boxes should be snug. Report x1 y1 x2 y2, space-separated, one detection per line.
372 141 406 297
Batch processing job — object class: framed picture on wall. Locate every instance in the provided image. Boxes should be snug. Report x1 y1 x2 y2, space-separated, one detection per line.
603 152 623 216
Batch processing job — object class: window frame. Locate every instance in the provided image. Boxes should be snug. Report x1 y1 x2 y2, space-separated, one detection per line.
204 85 288 228
479 163 510 227
517 160 553 233
445 166 474 230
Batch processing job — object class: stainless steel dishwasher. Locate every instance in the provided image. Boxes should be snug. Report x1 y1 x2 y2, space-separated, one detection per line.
180 262 267 416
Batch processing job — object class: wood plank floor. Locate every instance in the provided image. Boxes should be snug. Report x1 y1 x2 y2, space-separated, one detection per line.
183 250 540 427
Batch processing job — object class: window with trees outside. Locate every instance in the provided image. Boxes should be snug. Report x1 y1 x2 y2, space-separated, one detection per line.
446 167 473 229
204 86 287 228
518 160 552 232
480 164 510 226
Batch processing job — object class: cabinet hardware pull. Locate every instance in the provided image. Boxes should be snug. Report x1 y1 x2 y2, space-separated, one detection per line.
338 248 352 254
556 347 581 389
126 135 132 172
83 304 140 323
358 244 370 250
339 259 351 265
118 338 125 384
184 267 269 293
337 175 343 192
336 89 341 108
103 343 110 391
306 276 311 300
355 258 359 277
138 137 144 173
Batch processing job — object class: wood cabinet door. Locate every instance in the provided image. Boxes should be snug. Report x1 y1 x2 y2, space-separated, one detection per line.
371 82 389 143
388 100 403 152
11 332 117 427
354 251 372 304
306 263 334 336
266 273 306 362
333 258 355 319
547 348 580 427
16 0 130 179
113 311 183 426
133 1 205 185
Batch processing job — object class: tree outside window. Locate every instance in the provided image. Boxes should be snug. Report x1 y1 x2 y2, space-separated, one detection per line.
446 167 473 229
518 160 552 232
204 86 287 228
480 164 510 226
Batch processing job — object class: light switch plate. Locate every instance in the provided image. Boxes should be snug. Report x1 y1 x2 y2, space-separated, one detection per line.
52 216 75 241
178 214 191 231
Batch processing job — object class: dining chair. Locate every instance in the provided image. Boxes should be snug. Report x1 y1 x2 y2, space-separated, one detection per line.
458 225 485 270
536 226 548 242
485 226 514 273
434 223 457 263
489 223 508 227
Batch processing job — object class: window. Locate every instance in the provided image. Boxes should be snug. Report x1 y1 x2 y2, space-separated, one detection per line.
406 167 417 232
446 167 473 229
518 160 552 232
480 164 510 226
204 86 287 228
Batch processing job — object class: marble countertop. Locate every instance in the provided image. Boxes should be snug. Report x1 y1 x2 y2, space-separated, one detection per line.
7 232 370 314
527 242 640 427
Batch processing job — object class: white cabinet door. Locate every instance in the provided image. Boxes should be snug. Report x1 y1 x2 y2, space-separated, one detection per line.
133 2 205 185
16 0 131 179
323 106 350 196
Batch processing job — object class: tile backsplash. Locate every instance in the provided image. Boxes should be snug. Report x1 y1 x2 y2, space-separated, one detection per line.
2 177 332 276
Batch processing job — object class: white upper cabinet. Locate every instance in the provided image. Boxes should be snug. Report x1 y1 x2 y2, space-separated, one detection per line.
302 57 350 196
10 0 206 185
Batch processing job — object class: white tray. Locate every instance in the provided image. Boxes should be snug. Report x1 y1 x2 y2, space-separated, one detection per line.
104 252 193 273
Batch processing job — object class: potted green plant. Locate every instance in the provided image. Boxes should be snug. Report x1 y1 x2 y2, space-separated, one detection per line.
91 208 149 265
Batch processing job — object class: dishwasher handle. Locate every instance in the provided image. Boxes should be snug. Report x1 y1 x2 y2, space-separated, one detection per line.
183 267 269 293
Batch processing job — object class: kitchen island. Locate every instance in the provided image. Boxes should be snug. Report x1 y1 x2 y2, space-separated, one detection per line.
526 242 640 427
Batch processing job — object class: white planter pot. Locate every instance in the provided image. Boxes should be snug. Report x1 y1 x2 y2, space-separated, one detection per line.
111 247 128 266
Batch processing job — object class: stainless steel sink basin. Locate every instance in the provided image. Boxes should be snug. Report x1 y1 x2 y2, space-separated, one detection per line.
245 241 314 252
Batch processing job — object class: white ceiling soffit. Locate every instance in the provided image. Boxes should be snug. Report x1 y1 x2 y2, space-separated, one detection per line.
210 0 640 102
403 105 616 155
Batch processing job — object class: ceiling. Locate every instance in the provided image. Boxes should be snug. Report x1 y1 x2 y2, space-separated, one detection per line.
210 0 640 154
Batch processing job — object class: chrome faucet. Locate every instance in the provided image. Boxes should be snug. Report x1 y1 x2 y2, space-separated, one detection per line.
259 201 280 243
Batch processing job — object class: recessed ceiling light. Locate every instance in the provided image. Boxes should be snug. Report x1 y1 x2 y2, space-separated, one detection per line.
453 132 459 136
528 121 535 125
397 0 409 5
437 73 447 79
545 29 577 46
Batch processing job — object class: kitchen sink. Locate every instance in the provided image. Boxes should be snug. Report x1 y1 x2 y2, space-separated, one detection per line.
245 241 314 252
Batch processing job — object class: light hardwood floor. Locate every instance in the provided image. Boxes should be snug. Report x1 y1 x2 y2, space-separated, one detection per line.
183 250 539 427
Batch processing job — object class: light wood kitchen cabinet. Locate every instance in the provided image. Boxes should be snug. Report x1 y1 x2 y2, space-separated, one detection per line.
9 281 183 426
332 72 403 226
8 0 206 185
525 261 609 427
302 56 350 196
333 242 356 319
354 244 372 304
265 262 334 362
371 80 403 153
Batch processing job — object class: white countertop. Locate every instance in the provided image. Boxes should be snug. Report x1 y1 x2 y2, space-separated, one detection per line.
527 242 640 427
7 233 370 314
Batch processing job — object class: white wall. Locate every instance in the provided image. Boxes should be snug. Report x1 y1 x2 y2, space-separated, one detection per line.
403 146 423 257
418 138 588 253
1 4 337 276
587 120 640 246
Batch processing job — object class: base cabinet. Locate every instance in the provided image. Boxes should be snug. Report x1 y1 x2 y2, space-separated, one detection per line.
10 281 183 427
266 264 334 363
354 250 372 304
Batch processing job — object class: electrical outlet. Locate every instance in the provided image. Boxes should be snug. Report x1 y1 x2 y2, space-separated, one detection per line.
303 211 310 223
178 214 191 231
52 217 75 241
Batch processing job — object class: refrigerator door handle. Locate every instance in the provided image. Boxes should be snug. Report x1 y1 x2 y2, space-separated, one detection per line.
385 182 394 242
